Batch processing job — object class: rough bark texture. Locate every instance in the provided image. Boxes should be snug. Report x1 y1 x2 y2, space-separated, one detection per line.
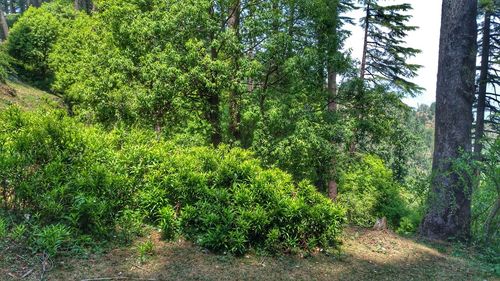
420 0 477 241
0 9 8 41
474 11 491 160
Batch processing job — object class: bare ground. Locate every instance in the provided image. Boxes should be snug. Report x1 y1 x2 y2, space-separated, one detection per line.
1 227 498 281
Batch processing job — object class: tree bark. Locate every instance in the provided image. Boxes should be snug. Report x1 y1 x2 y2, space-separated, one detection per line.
206 4 222 147
474 11 491 160
228 0 241 142
0 9 8 42
420 0 477 241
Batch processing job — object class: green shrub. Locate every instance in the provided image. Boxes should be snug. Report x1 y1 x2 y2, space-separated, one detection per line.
0 217 6 238
0 45 12 83
0 108 345 255
137 240 154 262
11 223 27 241
158 206 179 240
6 13 20 28
33 224 71 257
338 154 409 228
7 1 76 86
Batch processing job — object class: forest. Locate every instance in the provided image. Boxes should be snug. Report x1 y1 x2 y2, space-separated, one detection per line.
0 0 498 280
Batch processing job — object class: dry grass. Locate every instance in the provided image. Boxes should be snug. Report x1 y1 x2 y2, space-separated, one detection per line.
2 227 497 281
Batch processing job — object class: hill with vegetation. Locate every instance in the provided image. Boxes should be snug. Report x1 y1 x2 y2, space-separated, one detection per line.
0 0 498 280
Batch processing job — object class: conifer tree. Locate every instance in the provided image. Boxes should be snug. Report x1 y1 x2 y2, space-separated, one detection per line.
359 0 422 96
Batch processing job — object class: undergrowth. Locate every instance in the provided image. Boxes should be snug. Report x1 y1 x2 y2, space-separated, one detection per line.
0 107 345 257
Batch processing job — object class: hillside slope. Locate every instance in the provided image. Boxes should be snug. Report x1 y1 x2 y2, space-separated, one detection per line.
0 80 61 110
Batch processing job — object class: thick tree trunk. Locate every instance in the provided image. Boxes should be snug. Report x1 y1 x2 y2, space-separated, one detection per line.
228 0 241 142
474 12 491 160
0 9 8 41
420 0 477 241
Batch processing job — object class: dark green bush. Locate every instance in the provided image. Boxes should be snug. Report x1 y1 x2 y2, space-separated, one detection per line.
0 108 345 256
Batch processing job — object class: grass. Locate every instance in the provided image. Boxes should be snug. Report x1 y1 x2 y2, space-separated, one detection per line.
0 79 61 110
1 227 498 281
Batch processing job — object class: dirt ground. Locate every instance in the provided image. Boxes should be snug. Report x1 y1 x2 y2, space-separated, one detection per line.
1 227 498 281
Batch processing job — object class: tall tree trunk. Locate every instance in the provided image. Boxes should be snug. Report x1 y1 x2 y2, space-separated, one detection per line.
228 0 241 142
327 67 338 200
420 0 478 241
360 0 370 79
0 9 8 42
474 11 491 160
206 4 222 147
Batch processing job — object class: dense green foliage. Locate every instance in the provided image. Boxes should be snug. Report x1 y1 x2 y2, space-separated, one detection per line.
0 45 11 82
6 0 75 86
3 0 497 263
2 0 433 240
338 155 408 227
0 107 345 256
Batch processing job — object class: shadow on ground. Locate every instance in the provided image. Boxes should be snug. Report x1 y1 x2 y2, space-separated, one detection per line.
2 228 498 281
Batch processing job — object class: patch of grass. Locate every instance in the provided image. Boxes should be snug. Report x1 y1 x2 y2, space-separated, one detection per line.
0 79 61 110
137 240 155 263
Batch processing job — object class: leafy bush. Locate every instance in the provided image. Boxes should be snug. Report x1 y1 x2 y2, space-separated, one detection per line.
338 155 409 228
0 217 6 238
0 45 12 83
0 107 345 255
33 224 72 257
7 1 76 86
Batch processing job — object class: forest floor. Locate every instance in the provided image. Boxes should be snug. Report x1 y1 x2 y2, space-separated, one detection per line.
1 227 498 281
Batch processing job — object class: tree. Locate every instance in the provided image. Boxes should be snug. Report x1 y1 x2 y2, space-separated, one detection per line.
359 0 422 96
420 0 478 240
228 0 241 142
0 8 8 41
